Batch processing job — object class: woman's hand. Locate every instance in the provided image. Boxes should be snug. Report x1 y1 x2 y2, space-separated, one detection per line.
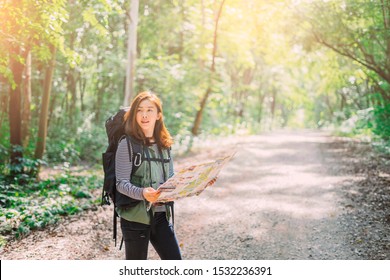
143 187 161 203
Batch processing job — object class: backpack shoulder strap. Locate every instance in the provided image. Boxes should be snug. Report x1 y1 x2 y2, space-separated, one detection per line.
125 135 143 177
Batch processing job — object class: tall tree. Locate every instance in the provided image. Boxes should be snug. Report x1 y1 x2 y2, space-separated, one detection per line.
191 0 226 135
123 0 139 106
1 0 28 165
21 51 31 147
0 74 8 131
34 45 57 162
0 0 68 170
8 44 27 165
300 0 390 97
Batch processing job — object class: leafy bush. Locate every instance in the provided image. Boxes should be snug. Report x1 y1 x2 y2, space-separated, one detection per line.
0 146 47 184
45 136 81 164
76 125 107 162
334 103 390 142
0 170 102 243
336 108 374 137
372 103 390 140
45 113 107 164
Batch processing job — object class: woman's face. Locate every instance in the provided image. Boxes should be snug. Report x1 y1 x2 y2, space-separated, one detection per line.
136 98 160 138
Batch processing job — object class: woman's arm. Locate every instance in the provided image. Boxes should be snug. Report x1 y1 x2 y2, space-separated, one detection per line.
115 138 144 200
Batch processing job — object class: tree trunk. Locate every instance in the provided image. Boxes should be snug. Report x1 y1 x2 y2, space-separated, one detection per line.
94 55 107 124
67 67 77 126
22 51 31 147
340 92 346 111
192 87 212 135
123 0 139 106
34 45 56 162
380 0 390 67
0 74 9 132
8 45 26 166
257 91 266 124
191 0 226 135
48 72 57 129
95 78 107 124
66 30 77 126
177 0 185 62
270 88 277 129
325 93 334 117
79 76 86 113
198 0 206 70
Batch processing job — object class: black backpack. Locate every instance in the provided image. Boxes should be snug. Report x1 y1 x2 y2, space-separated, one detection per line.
101 108 141 207
101 108 143 246
101 108 173 247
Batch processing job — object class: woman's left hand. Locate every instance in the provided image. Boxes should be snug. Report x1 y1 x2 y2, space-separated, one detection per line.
143 187 161 203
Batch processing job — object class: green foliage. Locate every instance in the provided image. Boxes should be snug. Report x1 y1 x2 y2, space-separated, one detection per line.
372 103 390 140
0 144 46 183
0 0 69 82
0 119 10 164
45 137 81 164
0 170 102 242
333 102 390 142
336 108 374 136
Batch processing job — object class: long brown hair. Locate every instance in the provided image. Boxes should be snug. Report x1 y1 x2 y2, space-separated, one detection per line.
124 91 173 148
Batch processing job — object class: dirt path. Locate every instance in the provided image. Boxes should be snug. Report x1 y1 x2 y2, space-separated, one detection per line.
1 130 389 259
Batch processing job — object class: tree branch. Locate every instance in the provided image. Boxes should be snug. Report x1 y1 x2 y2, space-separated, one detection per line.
380 0 389 29
313 32 390 83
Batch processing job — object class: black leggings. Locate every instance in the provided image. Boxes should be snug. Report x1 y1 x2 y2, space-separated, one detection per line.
120 212 182 260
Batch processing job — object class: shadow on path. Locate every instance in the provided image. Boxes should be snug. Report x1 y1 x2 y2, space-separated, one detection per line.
175 130 389 259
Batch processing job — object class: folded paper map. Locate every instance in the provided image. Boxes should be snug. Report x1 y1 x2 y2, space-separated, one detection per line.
156 152 235 203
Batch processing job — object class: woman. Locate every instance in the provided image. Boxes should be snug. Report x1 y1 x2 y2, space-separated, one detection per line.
115 91 182 260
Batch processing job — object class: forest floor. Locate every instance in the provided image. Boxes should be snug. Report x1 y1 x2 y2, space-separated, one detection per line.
1 129 389 260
